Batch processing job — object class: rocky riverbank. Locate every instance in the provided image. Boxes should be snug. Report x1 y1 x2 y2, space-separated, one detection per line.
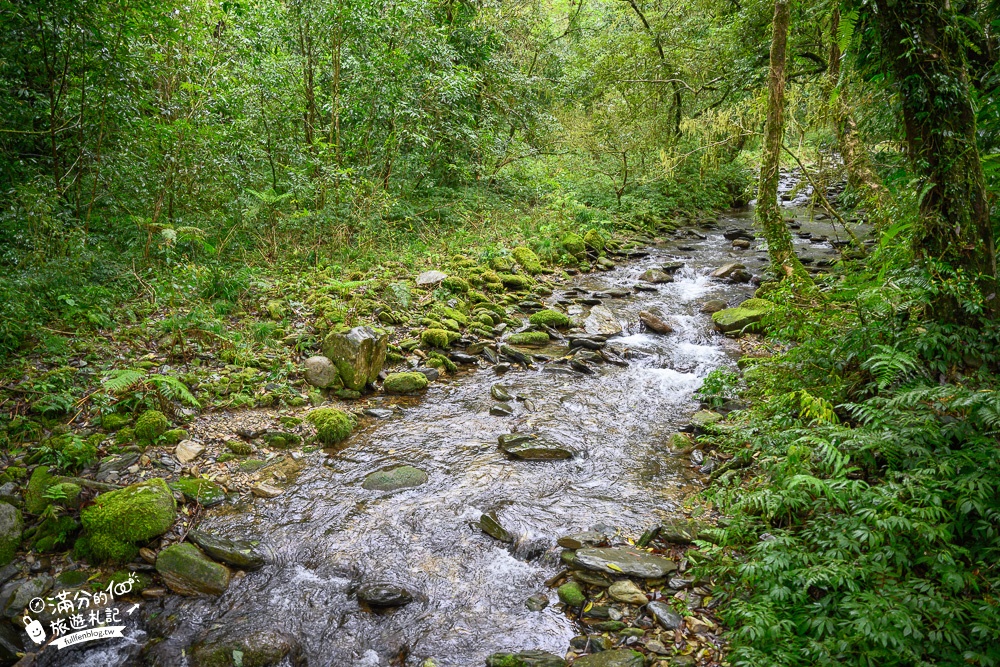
0 193 854 666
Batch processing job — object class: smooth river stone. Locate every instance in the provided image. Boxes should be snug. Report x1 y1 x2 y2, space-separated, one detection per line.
646 600 684 630
357 583 412 608
497 434 574 461
362 465 428 491
573 547 677 578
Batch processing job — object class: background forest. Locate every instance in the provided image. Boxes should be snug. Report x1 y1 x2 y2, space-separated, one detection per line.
1 0 1000 665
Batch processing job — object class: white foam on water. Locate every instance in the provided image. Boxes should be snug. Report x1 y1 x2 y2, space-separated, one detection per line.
646 368 703 397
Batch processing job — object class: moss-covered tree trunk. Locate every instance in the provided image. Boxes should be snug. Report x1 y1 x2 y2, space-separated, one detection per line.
873 0 997 303
756 0 810 284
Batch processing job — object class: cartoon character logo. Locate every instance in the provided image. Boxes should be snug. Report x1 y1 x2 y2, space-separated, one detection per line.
22 615 45 645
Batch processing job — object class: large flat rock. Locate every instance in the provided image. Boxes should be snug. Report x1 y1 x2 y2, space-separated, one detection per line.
573 547 677 578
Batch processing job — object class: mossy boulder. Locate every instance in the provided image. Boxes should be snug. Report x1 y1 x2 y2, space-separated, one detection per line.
499 273 533 290
383 372 429 394
431 305 469 326
0 504 23 566
170 477 227 507
557 581 585 607
508 331 549 347
80 478 176 563
421 328 460 349
225 440 253 456
155 543 230 597
489 256 516 272
322 325 388 391
25 466 57 514
528 309 572 328
512 247 544 275
584 229 606 254
31 515 77 553
306 408 354 445
441 276 470 293
561 233 587 260
135 410 169 444
101 413 131 431
46 482 82 509
162 428 188 445
711 298 774 334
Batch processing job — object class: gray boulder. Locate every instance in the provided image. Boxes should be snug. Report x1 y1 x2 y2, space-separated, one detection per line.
303 355 340 388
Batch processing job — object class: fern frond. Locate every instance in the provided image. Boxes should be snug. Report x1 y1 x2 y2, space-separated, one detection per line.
101 369 146 395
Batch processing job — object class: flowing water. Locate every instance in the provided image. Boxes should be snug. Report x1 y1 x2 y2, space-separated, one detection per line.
50 192 848 667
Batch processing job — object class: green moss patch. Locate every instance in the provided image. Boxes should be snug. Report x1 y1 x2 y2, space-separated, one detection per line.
306 408 354 445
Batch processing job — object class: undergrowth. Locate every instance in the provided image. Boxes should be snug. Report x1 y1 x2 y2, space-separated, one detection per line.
698 266 1000 666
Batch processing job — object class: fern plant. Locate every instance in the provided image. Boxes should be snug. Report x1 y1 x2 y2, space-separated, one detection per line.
100 369 200 414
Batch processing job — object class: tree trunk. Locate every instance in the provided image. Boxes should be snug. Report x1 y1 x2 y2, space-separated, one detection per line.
756 0 810 283
873 0 997 300
826 9 893 233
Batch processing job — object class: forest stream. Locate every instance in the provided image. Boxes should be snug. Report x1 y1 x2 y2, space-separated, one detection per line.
43 182 850 667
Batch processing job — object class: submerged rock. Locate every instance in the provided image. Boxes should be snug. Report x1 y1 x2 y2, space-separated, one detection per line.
573 547 677 578
357 583 412 608
557 531 607 549
322 326 388 391
700 299 727 314
490 384 513 401
156 543 231 596
498 434 573 461
525 593 549 611
490 402 514 416
188 529 265 570
362 465 428 491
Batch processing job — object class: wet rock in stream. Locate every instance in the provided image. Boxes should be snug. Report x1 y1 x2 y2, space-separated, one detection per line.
498 434 574 461
357 583 413 608
573 547 677 578
362 465 428 491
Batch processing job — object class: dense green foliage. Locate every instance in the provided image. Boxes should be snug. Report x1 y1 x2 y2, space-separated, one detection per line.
700 264 1000 665
1 0 999 663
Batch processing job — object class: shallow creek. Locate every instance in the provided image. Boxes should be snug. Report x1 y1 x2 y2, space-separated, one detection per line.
53 194 847 667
